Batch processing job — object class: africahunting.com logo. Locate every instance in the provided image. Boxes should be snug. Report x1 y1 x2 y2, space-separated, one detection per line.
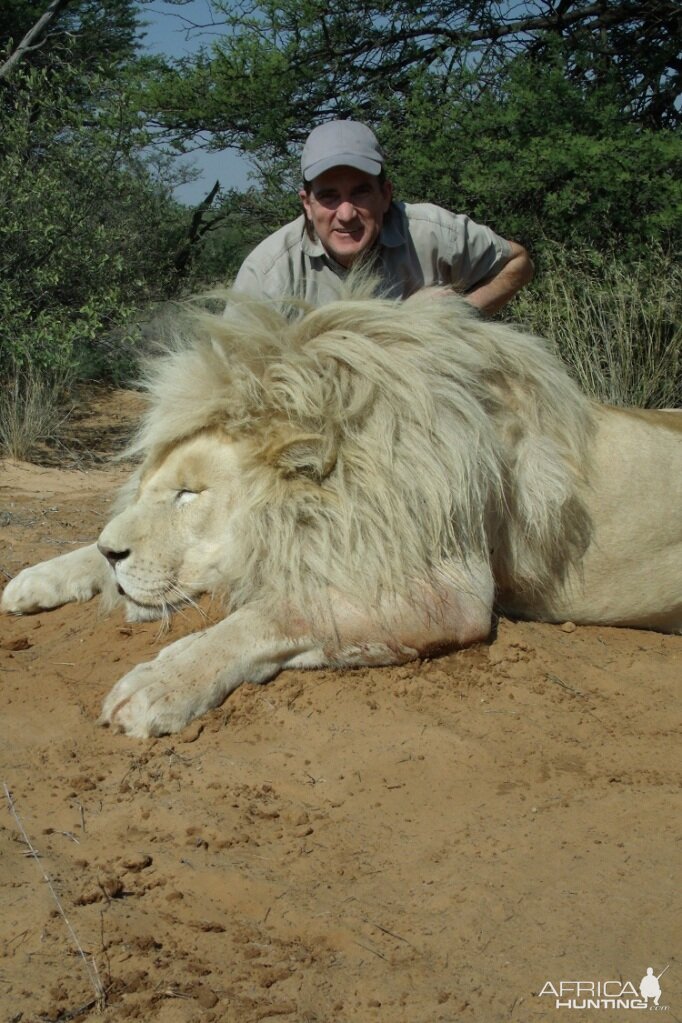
538 964 670 1010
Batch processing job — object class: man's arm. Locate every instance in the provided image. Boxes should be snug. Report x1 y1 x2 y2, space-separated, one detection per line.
464 241 534 315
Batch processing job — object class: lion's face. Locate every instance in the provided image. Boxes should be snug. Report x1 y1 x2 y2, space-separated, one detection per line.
98 431 245 617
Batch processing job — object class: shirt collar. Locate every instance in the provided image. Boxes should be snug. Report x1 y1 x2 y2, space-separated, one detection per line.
300 216 327 258
378 202 406 249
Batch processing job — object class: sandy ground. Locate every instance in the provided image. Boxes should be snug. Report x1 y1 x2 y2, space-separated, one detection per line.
0 391 680 1023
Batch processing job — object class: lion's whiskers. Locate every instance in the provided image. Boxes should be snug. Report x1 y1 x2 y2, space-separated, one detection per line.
152 603 173 640
169 584 209 623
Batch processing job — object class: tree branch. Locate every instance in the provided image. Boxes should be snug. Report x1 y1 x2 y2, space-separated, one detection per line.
289 1 667 72
0 0 72 81
173 179 224 277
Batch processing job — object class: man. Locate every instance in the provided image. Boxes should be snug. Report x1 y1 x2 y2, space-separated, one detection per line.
233 120 533 314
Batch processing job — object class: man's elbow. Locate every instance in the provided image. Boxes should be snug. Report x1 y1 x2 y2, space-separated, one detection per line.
508 241 534 286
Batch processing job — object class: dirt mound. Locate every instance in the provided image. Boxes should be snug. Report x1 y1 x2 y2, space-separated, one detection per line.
0 393 679 1022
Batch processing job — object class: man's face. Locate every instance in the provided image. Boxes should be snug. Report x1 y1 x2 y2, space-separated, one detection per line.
300 166 393 268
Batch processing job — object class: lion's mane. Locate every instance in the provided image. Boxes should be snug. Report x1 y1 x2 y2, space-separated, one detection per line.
126 281 595 616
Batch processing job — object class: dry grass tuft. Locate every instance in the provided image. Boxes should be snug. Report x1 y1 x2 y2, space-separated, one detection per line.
0 366 72 460
512 246 680 409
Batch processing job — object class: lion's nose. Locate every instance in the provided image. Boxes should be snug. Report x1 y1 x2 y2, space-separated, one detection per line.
98 543 130 567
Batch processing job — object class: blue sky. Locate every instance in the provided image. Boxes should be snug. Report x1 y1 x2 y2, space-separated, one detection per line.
137 1 253 204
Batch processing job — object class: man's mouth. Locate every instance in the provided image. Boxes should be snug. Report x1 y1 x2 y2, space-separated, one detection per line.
334 230 364 243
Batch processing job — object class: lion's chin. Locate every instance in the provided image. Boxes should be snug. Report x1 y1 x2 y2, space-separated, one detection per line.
123 597 167 623
117 585 170 623
119 580 207 623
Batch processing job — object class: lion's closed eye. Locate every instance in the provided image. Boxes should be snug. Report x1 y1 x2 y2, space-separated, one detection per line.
175 489 201 507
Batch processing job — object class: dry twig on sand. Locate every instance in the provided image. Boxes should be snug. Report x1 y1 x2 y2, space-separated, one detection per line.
3 782 106 1011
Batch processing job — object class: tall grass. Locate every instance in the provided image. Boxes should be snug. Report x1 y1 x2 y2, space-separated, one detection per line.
511 246 681 408
0 366 71 460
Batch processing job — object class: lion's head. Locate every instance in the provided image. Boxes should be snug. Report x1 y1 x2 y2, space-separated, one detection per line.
99 284 594 625
98 430 249 620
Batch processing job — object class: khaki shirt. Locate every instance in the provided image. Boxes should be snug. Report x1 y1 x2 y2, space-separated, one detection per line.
232 201 512 305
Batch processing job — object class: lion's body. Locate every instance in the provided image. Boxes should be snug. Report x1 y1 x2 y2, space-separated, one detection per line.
3 286 680 735
500 404 682 630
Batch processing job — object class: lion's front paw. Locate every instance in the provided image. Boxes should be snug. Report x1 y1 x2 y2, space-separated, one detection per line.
100 664 180 738
2 563 73 614
2 545 107 614
99 633 211 737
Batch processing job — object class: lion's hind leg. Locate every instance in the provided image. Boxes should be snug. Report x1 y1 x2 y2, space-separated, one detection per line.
1 543 113 614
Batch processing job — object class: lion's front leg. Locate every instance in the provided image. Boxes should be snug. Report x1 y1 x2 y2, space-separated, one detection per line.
99 607 325 738
100 562 494 738
1 544 114 614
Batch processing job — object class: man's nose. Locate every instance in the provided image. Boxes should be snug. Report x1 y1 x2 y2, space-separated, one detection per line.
336 200 358 222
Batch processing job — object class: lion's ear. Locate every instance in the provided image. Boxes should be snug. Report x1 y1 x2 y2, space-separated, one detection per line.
272 433 337 482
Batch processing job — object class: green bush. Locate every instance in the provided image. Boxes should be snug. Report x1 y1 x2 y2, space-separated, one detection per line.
0 66 188 386
380 56 681 258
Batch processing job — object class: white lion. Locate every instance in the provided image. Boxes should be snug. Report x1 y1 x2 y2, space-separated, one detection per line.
2 285 681 736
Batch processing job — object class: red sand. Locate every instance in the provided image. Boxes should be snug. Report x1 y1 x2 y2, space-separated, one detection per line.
1 392 679 1022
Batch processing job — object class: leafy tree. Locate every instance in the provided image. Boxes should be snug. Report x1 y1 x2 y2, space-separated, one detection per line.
1 0 679 388
0 0 71 82
380 53 681 254
0 62 189 383
0 0 141 78
142 0 681 154
0 1 227 388
137 0 680 261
